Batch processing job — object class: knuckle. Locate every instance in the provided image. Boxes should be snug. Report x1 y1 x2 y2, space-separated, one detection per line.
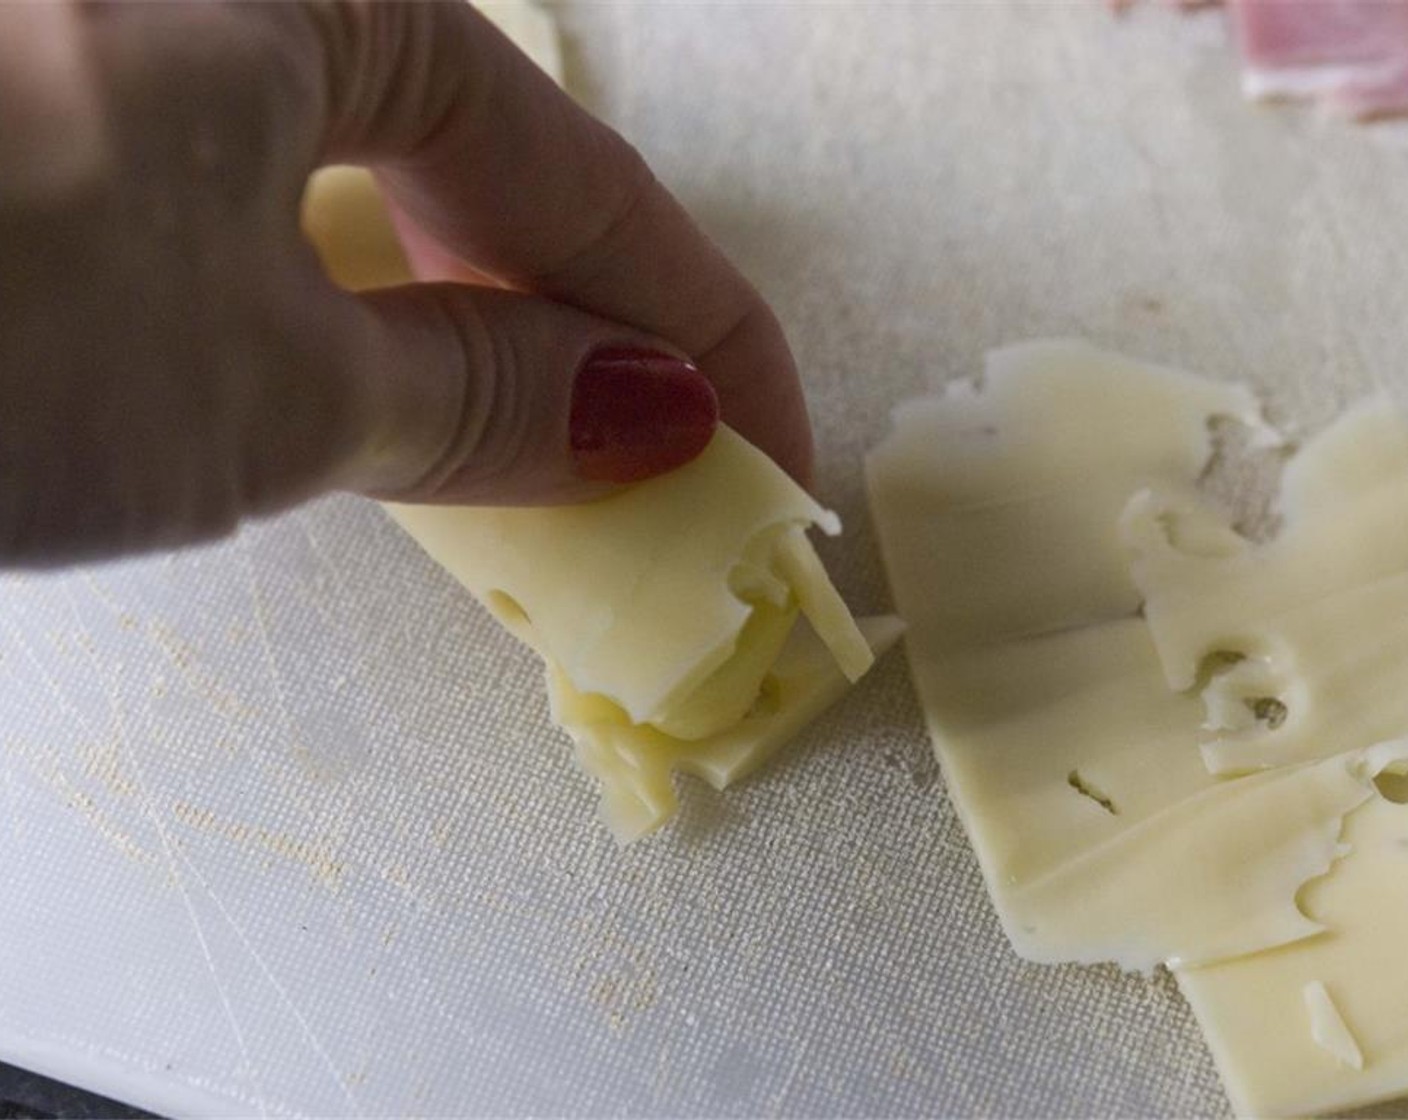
420 287 502 488
525 143 658 289
391 286 537 500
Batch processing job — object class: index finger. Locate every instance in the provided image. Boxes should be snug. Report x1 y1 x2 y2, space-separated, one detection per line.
313 2 813 485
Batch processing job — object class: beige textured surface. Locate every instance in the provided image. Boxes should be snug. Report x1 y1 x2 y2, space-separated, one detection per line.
4 4 1408 1116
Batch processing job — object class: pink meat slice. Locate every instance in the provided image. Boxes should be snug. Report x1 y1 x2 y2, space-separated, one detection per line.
1231 0 1408 118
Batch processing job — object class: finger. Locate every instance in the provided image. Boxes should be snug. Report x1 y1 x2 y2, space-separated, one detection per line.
334 282 720 505
311 2 813 486
383 194 502 289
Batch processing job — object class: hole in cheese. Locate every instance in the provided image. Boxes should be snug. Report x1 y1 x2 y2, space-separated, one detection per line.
1067 770 1119 815
485 590 531 630
746 674 782 720
1373 770 1408 804
1193 649 1249 691
1248 695 1289 730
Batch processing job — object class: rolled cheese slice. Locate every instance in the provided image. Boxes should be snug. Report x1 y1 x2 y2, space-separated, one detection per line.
385 431 874 739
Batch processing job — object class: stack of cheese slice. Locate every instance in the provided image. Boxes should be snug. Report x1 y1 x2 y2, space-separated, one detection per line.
866 339 1408 1117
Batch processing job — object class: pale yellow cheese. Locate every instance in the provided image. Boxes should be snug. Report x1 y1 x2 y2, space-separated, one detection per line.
302 0 887 840
999 747 1375 971
1128 398 1408 700
868 339 1408 1114
302 165 413 292
899 613 1368 971
558 616 904 842
866 340 1358 972
384 428 884 839
1177 745 1408 1117
385 430 871 737
390 469 884 840
1125 398 1408 776
913 619 1213 893
869 339 1268 651
1303 980 1364 1072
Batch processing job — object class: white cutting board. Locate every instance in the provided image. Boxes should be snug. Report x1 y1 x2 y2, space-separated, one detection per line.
5 5 1408 1116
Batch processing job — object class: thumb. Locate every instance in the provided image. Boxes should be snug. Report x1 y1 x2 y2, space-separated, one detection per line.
340 283 720 506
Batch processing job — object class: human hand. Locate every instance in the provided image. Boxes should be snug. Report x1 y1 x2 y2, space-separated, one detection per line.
0 2 812 566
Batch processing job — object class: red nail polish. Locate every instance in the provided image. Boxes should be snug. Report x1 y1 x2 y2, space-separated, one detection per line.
570 348 720 484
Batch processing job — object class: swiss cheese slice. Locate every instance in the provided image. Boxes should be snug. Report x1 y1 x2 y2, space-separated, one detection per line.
1125 397 1408 775
385 432 870 734
1120 398 1408 1113
1177 745 1408 1117
869 339 1268 649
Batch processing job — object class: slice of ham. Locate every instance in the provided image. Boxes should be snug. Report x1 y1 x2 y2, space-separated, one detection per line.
1230 0 1408 118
